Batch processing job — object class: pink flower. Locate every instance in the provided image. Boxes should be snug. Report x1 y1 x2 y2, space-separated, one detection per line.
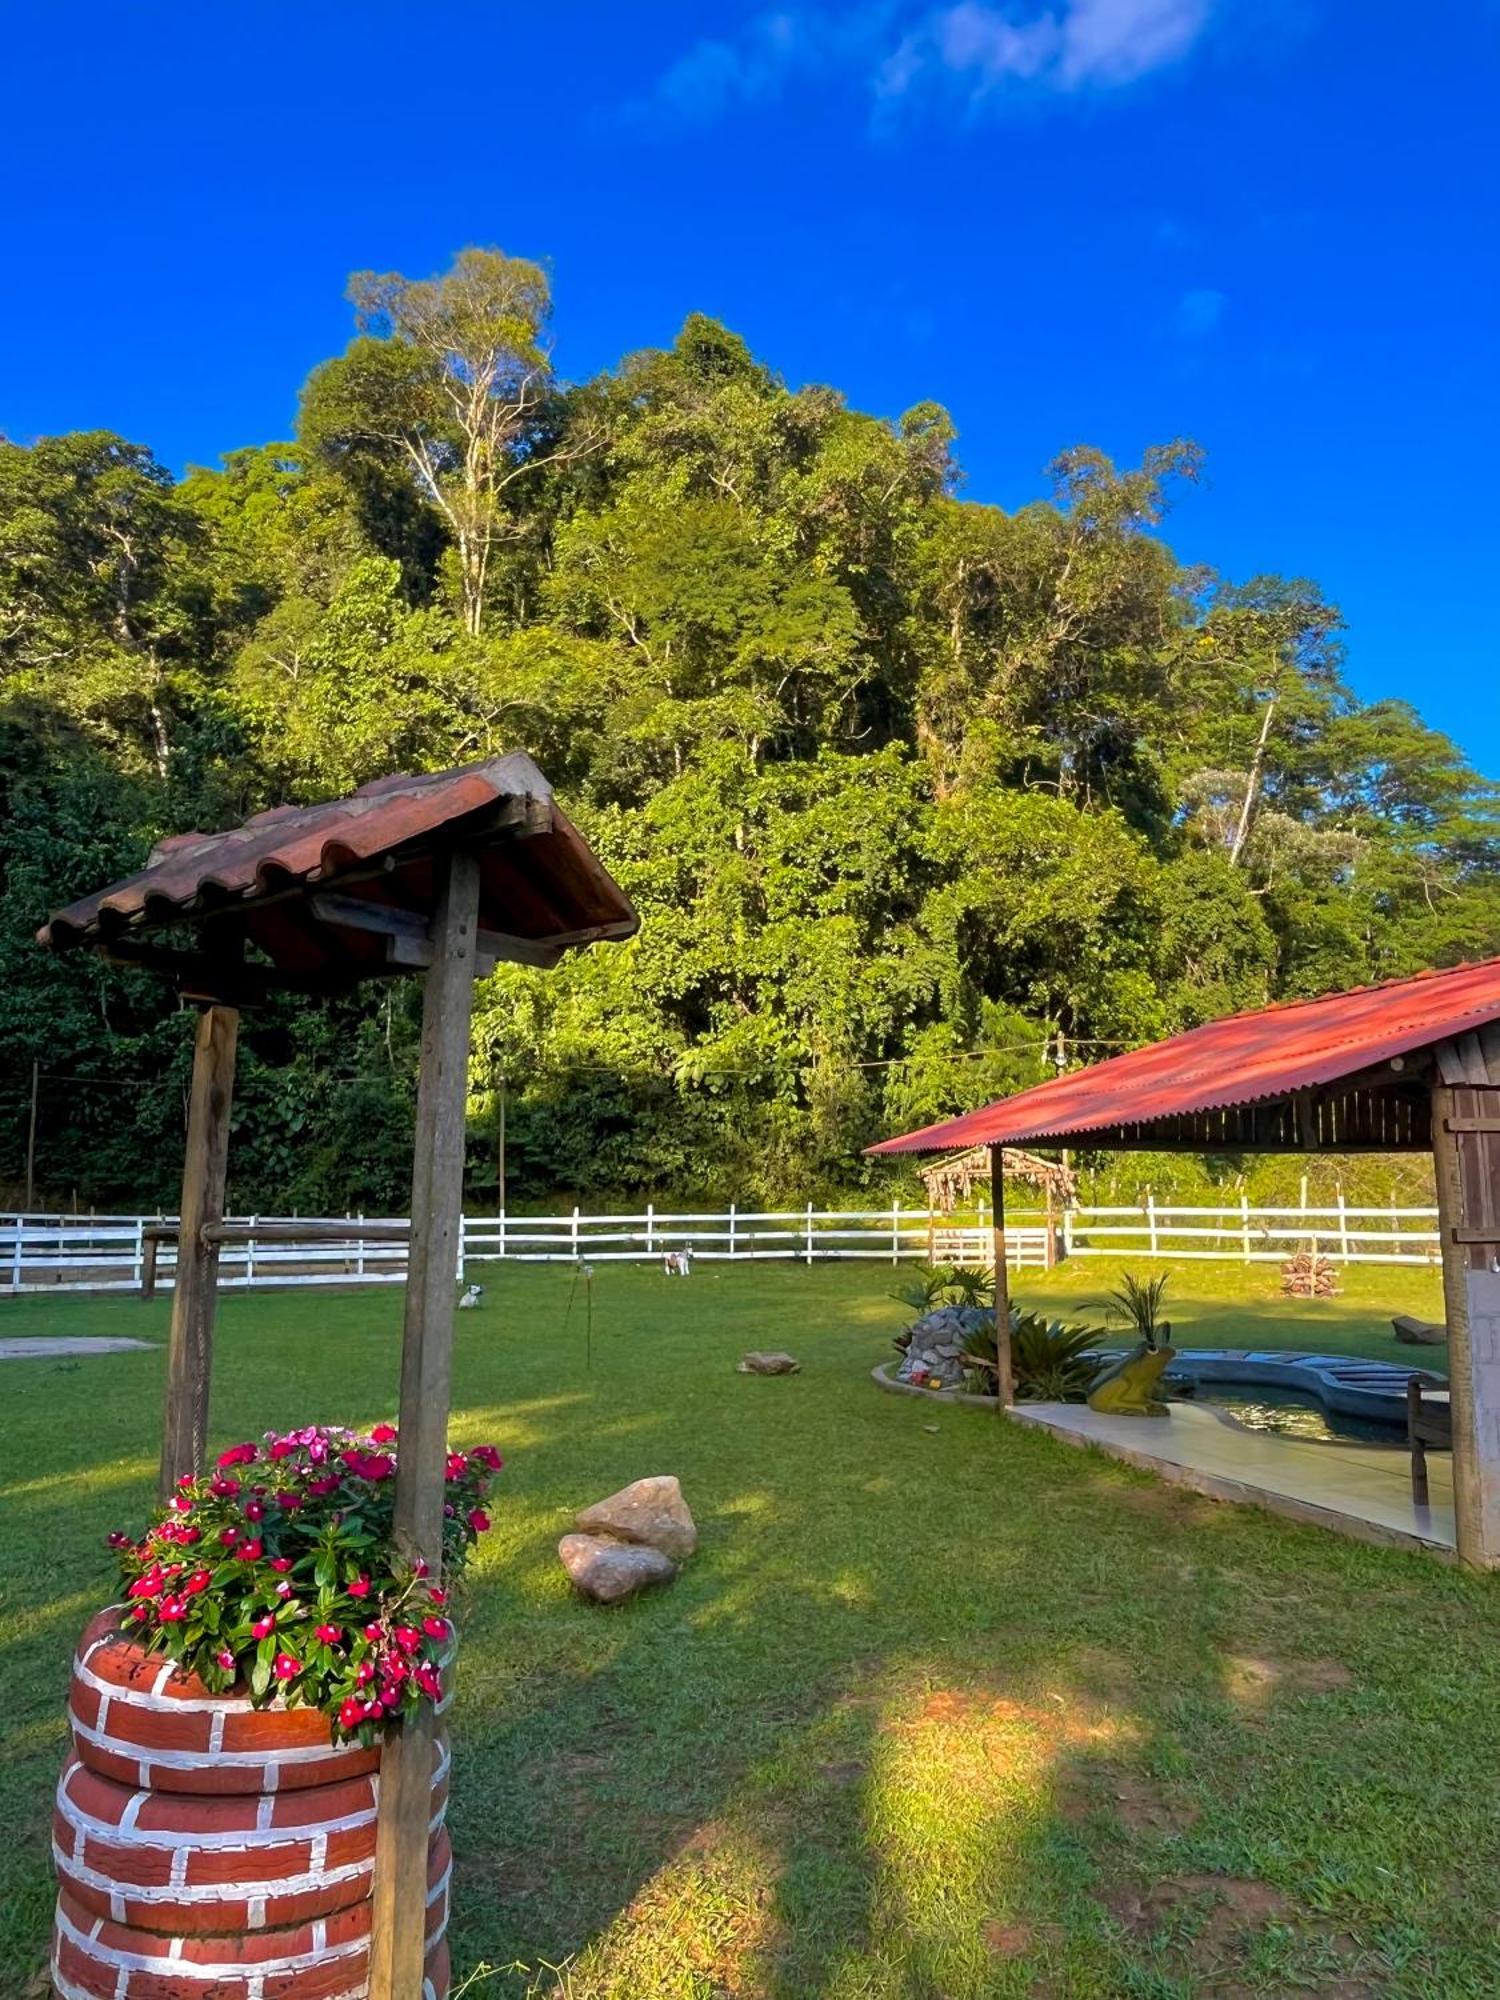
370 1424 398 1444
343 1450 395 1482
216 1648 235 1671
314 1624 342 1646
127 1574 162 1599
269 1558 292 1573
422 1617 449 1641
273 1652 301 1680
244 1501 265 1523
130 1603 149 1623
363 1622 383 1643
158 1596 187 1622
276 1580 293 1598
415 1664 443 1700
210 1476 240 1498
339 1697 364 1730
307 1476 340 1495
235 1539 263 1561
219 1527 239 1547
183 1569 212 1596
178 1527 202 1544
470 1445 504 1472
217 1443 257 1468
170 1495 193 1515
445 1452 468 1481
394 1626 421 1655
413 1559 430 1578
176 1474 195 1491
106 1530 131 1550
467 1508 490 1533
275 1491 303 1511
268 1438 297 1461
428 1587 447 1607
347 1575 371 1598
356 1661 376 1686
251 1615 275 1639
362 1699 384 1721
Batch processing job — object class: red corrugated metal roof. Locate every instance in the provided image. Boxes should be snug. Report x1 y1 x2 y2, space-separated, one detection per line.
39 752 637 981
869 955 1500 1154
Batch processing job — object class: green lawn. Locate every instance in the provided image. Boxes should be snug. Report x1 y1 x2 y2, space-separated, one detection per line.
5 1255 1496 1999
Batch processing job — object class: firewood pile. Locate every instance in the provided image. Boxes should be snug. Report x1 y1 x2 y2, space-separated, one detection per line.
1281 1249 1340 1297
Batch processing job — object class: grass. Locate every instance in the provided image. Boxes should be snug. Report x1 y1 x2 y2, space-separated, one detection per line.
4 1254 1497 1999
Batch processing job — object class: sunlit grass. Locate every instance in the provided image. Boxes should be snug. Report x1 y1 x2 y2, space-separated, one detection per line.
4 1256 1497 1997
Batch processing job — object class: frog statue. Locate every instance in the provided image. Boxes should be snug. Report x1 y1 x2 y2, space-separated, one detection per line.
1086 1337 1176 1416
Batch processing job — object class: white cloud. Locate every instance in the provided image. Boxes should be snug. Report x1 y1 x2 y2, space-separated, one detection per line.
637 0 1216 126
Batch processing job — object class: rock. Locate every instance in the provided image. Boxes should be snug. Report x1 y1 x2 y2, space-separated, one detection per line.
575 1475 698 1561
1392 1314 1447 1345
738 1351 801 1375
559 1533 678 1604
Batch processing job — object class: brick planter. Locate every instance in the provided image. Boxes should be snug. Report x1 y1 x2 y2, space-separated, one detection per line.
51 1612 451 1999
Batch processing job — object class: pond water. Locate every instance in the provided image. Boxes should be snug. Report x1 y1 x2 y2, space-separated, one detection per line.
1171 1382 1410 1447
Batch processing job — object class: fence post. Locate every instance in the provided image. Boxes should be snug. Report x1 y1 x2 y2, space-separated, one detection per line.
891 1200 900 1266
132 1217 144 1291
1147 1191 1159 1258
1240 1194 1251 1263
246 1217 257 1289
728 1201 737 1260
9 1215 21 1292
645 1201 655 1258
805 1202 814 1266
571 1205 580 1261
1337 1188 1350 1263
355 1213 365 1282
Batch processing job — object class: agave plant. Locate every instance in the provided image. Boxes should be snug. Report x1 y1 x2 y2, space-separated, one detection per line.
944 1264 996 1309
958 1307 1104 1402
890 1266 954 1315
1099 1272 1172 1351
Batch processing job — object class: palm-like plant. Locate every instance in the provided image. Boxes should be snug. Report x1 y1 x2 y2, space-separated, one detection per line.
959 1307 1104 1402
1099 1272 1172 1350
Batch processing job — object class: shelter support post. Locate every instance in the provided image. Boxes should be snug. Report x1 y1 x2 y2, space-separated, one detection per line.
369 849 481 1999
158 1005 238 1497
1432 1043 1500 1568
989 1146 1015 1407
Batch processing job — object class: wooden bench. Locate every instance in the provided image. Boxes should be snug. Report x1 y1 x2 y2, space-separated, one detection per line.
1407 1377 1452 1507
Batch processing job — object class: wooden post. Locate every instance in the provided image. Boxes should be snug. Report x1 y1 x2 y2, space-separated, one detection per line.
158 1007 238 1496
989 1146 1014 1408
369 849 481 2000
141 1230 160 1302
1432 1056 1500 1568
25 1057 39 1209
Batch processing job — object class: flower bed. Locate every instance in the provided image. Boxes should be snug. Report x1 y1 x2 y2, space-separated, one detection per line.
107 1423 500 1739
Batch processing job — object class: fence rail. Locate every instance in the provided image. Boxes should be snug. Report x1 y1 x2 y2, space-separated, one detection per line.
0 1197 1440 1296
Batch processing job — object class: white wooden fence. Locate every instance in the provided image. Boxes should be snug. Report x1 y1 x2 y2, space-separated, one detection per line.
0 1207 1047 1295
0 1197 1439 1296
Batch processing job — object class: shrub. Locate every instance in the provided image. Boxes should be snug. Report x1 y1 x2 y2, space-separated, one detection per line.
959 1307 1105 1402
107 1423 501 1744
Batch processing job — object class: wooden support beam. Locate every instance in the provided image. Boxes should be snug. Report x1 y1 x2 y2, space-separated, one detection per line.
1433 1069 1500 1568
368 849 481 2000
158 1006 238 1496
989 1146 1015 1409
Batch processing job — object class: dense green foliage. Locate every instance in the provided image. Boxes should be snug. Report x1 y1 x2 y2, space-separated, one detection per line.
3 248 1497 1210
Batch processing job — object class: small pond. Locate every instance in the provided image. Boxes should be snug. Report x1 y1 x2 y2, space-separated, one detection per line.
1170 1381 1406 1447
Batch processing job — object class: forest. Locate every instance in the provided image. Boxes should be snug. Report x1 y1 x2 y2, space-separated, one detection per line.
2 248 1496 1214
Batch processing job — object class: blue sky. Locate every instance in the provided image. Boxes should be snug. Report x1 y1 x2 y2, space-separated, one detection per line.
3 1 1496 770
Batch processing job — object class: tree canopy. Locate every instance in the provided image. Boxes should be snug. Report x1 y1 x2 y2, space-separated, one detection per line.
3 248 1496 1212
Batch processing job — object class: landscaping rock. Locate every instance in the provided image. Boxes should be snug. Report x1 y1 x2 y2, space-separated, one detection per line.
738 1351 801 1375
558 1533 679 1603
1392 1314 1447 1345
896 1304 994 1388
574 1475 698 1561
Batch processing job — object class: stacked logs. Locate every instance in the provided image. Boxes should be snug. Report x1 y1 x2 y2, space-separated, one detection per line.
51 1611 450 1999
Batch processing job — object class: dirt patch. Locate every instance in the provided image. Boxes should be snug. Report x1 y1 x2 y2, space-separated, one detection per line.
1225 1653 1355 1708
818 1760 865 1787
909 1686 1126 1750
982 1919 1034 1957
1090 1476 1223 1528
1062 1767 1200 1836
1102 1872 1288 1943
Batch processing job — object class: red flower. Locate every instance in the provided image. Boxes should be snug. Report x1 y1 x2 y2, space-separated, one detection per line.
339 1697 364 1730
235 1539 263 1561
362 1699 384 1721
445 1452 468 1480
276 1580 294 1598
219 1528 239 1546
177 1527 202 1544
268 1439 297 1460
343 1450 395 1482
210 1476 240 1498
422 1617 449 1641
394 1625 421 1655
275 1491 303 1511
170 1495 193 1515
428 1587 447 1606
415 1664 443 1700
216 1648 235 1671
127 1574 162 1599
470 1445 504 1472
244 1500 265 1523
158 1596 187 1622
356 1661 376 1686
307 1475 340 1495
363 1622 383 1643
347 1575 371 1598
467 1508 490 1533
315 1623 342 1645
106 1530 131 1550
217 1443 257 1468
370 1423 398 1444
273 1652 301 1680
130 1604 149 1623
183 1569 212 1595
251 1615 276 1639
269 1558 292 1573
176 1474 195 1491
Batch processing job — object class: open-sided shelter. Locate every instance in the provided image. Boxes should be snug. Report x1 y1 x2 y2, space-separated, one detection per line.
38 751 638 1998
870 957 1500 1569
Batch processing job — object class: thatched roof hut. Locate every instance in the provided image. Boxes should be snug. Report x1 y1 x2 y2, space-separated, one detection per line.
918 1145 1075 1213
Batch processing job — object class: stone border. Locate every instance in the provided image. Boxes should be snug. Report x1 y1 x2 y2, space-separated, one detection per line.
870 1361 997 1408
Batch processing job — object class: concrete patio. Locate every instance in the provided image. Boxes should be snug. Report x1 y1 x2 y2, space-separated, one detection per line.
1010 1396 1456 1557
